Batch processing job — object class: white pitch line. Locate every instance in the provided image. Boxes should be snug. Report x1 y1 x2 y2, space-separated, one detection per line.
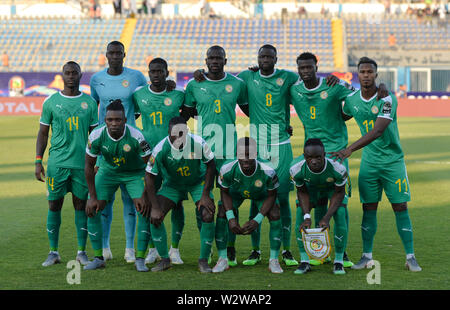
348 158 450 165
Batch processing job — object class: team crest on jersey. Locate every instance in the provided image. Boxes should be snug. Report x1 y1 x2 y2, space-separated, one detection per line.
149 155 155 165
164 98 172 106
254 179 263 188
81 102 88 110
225 84 233 93
88 140 92 149
189 152 196 159
371 106 379 114
326 177 334 183
123 144 131 152
320 91 328 99
276 78 284 86
122 80 129 88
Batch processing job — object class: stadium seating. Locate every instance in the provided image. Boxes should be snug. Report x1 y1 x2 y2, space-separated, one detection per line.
0 18 125 72
126 18 335 73
345 17 450 51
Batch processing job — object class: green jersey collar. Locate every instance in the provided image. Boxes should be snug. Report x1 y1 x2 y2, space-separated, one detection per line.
306 157 328 175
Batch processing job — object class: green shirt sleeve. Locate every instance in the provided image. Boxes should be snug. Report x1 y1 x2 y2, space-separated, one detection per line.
286 70 300 86
146 150 161 176
342 96 353 117
39 97 53 126
86 130 101 157
218 169 232 188
202 140 215 163
267 172 280 191
133 91 141 114
377 94 397 120
237 80 248 107
90 100 99 127
183 81 196 108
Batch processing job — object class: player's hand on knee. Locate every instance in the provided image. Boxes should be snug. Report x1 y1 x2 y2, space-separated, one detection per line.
242 220 258 235
166 79 176 92
134 197 145 214
286 125 293 136
228 218 243 235
325 74 339 86
299 218 312 232
198 195 215 215
193 69 206 82
35 163 45 182
150 207 163 227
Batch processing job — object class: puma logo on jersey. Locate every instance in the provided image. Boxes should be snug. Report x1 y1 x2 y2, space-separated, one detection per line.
297 92 303 97
233 178 241 183
282 226 291 231
56 105 62 109
335 235 343 242
304 178 310 183
253 80 260 85
200 88 207 92
47 229 55 234
99 83 105 87
102 146 109 151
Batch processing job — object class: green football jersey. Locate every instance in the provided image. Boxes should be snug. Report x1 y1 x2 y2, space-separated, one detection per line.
218 159 279 201
146 133 215 187
40 91 98 169
237 69 299 145
290 77 355 152
133 85 184 149
290 155 347 195
343 91 404 164
184 73 247 160
86 124 151 173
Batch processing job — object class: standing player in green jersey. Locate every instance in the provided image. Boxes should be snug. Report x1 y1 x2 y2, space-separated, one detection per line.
35 61 99 267
133 58 186 266
143 117 216 273
290 139 349 275
183 45 248 265
214 137 284 274
331 57 421 272
290 52 388 267
235 44 311 266
84 100 151 270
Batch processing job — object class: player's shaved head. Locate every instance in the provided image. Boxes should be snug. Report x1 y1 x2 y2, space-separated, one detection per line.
107 40 125 52
297 52 318 65
62 61 81 72
149 57 168 71
207 45 226 57
258 44 277 56
358 57 377 71
304 139 325 173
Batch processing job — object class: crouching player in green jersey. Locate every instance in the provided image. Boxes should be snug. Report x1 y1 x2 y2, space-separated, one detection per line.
84 100 151 270
143 116 217 273
214 137 283 274
133 57 186 266
36 61 99 267
331 57 421 272
291 139 349 275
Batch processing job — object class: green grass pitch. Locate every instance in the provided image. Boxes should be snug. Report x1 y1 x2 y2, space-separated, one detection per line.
1 115 449 290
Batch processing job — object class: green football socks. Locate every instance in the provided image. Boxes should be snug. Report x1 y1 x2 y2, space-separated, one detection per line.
269 219 282 260
46 209 61 251
87 211 103 257
395 209 414 255
150 222 169 259
215 216 228 258
171 204 185 248
74 210 87 251
200 221 215 260
278 192 292 250
361 210 377 254
137 213 151 259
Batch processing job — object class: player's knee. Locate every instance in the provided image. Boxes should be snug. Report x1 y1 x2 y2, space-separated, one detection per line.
392 202 407 212
268 205 280 222
363 203 378 211
48 199 63 212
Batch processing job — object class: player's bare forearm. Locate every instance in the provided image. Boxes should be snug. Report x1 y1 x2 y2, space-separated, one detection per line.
220 187 234 212
135 113 141 120
323 186 345 222
259 189 277 217
203 160 216 194
377 83 389 100
36 124 49 158
142 155 150 164
348 117 391 154
84 154 98 200
144 172 159 209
